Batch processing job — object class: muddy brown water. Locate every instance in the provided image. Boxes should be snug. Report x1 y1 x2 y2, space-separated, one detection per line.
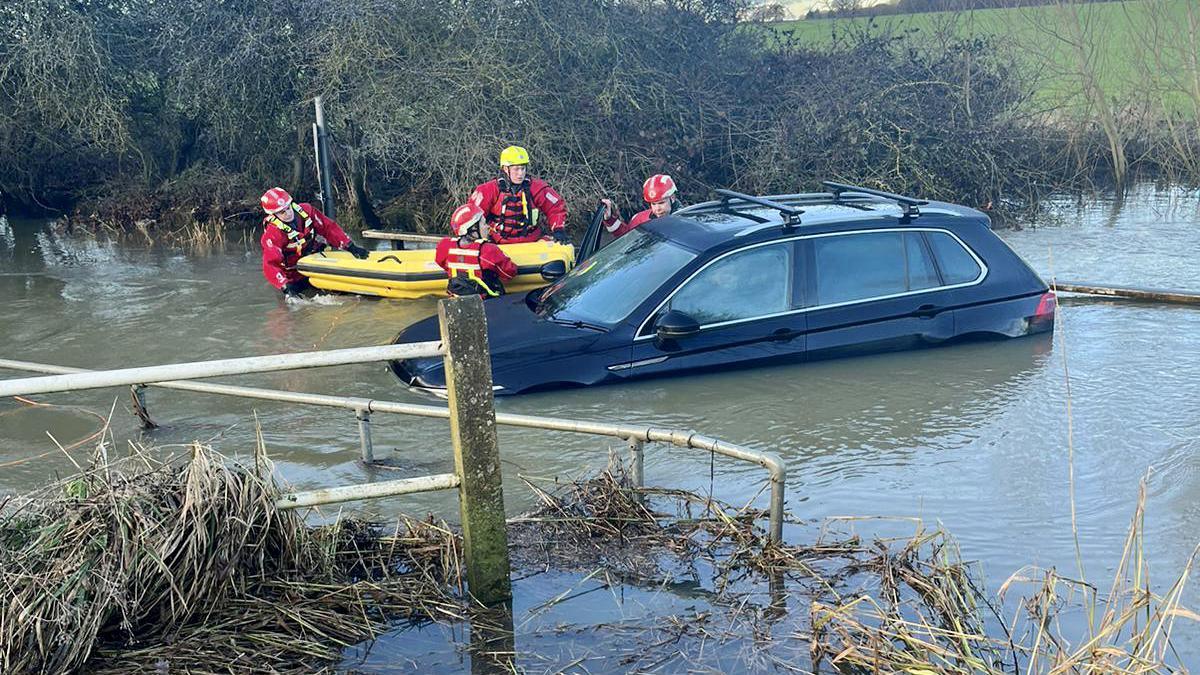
2 185 1199 667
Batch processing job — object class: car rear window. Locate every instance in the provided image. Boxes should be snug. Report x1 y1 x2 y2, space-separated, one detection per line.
813 231 940 305
925 231 982 285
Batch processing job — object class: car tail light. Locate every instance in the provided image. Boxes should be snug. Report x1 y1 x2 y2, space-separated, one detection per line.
1034 290 1057 321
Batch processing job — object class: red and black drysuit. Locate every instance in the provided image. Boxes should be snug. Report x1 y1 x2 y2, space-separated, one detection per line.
470 177 567 244
434 236 519 297
260 202 352 291
601 207 661 240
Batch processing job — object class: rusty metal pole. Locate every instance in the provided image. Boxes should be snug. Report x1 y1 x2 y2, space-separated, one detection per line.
439 295 511 606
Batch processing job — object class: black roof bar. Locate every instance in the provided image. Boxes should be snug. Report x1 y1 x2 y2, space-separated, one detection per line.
823 181 927 222
714 188 804 228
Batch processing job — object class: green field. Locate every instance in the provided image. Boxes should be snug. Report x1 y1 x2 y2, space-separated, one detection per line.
766 0 1200 113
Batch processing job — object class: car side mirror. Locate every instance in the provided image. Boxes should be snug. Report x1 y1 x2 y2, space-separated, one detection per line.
540 260 567 282
655 309 700 341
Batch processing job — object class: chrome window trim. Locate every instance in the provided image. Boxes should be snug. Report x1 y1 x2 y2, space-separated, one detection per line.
633 227 988 341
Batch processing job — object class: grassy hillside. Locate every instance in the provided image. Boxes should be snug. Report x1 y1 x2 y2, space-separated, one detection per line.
767 0 1200 114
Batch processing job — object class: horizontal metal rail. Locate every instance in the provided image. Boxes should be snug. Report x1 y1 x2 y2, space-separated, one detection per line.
277 472 460 510
1055 280 1200 306
0 357 787 543
0 342 443 398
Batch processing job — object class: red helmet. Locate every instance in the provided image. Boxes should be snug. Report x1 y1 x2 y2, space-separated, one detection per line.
643 174 677 203
450 203 486 237
261 187 293 214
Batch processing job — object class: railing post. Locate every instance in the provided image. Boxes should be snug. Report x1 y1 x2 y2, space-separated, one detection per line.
769 467 786 545
627 437 644 488
438 295 511 606
355 408 374 463
129 384 157 429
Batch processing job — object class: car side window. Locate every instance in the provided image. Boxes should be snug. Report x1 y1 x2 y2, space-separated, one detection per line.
668 244 790 325
813 231 940 306
925 231 982 285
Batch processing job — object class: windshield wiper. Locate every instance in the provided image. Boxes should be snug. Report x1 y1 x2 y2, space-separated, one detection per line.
547 317 607 332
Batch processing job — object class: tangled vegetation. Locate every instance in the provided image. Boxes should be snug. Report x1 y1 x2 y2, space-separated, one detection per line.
4 0 1178 237
0 443 1193 672
0 444 463 674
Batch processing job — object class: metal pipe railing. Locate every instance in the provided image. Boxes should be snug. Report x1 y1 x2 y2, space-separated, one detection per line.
0 357 787 542
0 342 443 398
277 472 460 510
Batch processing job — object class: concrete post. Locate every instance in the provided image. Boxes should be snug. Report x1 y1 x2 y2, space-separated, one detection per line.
438 295 511 605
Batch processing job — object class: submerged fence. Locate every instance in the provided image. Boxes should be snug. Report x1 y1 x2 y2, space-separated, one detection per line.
0 295 786 605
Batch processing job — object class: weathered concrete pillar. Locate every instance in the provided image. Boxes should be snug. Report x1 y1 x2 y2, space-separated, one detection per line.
438 295 512 606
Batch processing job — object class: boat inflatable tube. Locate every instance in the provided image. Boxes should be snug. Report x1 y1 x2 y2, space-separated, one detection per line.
297 241 575 299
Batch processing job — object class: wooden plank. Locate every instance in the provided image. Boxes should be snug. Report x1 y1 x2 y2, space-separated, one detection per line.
361 229 443 243
1054 281 1200 306
438 295 512 606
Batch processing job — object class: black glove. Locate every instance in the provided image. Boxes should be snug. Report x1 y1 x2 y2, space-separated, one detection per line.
346 242 370 260
282 280 307 298
551 228 571 245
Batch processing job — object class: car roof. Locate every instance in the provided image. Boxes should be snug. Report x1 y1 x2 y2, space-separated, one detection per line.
643 191 989 252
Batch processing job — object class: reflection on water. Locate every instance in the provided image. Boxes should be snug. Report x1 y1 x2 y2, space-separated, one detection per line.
1 185 1199 663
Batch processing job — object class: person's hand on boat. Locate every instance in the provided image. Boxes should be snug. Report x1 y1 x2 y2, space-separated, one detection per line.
346 243 371 260
552 228 571 245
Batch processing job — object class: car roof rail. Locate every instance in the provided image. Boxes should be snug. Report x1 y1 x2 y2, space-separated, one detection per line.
713 189 804 228
822 181 927 222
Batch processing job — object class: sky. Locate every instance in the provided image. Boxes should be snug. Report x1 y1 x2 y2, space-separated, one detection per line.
778 0 894 16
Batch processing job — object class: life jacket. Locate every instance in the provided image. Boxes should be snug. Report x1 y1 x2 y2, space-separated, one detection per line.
490 178 540 241
264 203 324 260
443 238 505 297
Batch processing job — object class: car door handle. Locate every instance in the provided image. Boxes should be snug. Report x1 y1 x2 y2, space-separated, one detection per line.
913 304 942 319
770 328 798 341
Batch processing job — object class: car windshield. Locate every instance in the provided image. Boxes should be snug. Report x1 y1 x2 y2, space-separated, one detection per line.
538 228 697 328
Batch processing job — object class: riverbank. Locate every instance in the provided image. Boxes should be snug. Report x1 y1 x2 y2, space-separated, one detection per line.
1 445 1190 673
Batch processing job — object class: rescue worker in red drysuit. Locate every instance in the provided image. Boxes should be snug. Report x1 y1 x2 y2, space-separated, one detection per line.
259 187 371 297
434 203 519 298
470 145 570 245
600 174 679 239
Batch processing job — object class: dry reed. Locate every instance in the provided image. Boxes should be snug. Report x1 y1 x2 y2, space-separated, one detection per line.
0 442 463 674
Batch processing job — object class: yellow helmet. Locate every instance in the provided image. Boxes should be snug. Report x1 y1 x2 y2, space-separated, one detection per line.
499 145 530 167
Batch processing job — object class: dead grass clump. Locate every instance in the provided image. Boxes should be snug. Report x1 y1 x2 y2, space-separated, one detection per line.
0 443 463 674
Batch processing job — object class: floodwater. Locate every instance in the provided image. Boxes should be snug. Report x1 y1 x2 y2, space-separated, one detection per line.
1 184 1199 668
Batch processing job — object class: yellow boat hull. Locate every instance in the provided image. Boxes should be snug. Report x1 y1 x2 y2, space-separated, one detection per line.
297 241 575 299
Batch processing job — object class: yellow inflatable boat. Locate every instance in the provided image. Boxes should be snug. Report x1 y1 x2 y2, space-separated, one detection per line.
297 241 575 299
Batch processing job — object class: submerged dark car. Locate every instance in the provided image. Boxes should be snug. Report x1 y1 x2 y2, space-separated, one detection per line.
390 182 1056 395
